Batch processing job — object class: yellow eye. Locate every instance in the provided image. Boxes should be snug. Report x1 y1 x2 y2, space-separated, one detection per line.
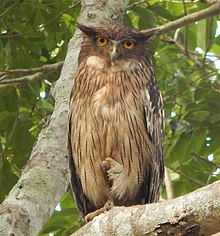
123 40 135 49
96 37 108 46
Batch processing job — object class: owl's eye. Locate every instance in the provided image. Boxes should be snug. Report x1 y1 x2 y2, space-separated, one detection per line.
123 40 135 49
96 37 108 46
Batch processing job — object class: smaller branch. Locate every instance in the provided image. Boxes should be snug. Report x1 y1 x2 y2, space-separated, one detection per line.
126 0 148 9
0 75 9 82
203 17 214 62
191 152 220 169
0 61 63 76
0 61 63 87
0 0 23 19
164 167 174 200
163 37 204 68
174 28 181 42
168 167 205 187
0 88 21 161
0 1 80 39
0 72 45 86
182 0 189 55
142 0 220 37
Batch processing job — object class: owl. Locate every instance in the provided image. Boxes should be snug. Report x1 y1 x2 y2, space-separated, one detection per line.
68 23 164 221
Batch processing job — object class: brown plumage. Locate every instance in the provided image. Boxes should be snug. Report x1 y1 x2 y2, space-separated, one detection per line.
68 24 164 221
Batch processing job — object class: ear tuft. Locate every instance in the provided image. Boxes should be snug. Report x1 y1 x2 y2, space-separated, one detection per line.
141 28 159 41
77 23 97 37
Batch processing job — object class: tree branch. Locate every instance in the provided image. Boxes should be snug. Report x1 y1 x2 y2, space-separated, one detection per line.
162 37 205 68
0 62 63 75
72 180 220 236
0 88 21 160
0 61 63 87
0 0 22 19
142 0 220 37
168 166 205 187
192 152 220 169
126 0 148 9
164 167 174 200
0 1 81 39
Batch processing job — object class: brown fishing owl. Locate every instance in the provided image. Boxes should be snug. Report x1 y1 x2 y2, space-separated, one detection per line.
68 23 164 221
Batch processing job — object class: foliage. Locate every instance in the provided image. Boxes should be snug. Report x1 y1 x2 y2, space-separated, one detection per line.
0 0 219 235
0 0 81 201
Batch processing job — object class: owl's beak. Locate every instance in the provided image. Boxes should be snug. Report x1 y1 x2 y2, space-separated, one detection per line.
109 42 120 62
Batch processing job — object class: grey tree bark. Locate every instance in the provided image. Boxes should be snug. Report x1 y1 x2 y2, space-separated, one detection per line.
72 180 220 236
0 0 220 236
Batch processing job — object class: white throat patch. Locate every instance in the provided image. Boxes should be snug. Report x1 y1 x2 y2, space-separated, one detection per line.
86 56 106 70
85 55 139 73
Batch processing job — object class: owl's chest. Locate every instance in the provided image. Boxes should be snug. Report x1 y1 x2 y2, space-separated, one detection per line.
91 81 123 119
72 63 146 121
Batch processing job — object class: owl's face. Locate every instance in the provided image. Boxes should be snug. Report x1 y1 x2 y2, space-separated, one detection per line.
77 24 151 69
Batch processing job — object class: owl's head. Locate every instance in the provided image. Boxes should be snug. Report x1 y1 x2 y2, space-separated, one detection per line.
77 24 153 68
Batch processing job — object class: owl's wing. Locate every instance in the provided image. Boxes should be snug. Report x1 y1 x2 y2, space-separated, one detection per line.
67 112 96 217
143 75 164 203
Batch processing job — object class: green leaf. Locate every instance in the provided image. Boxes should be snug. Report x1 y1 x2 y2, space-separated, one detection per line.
175 77 188 95
123 13 133 28
0 111 15 130
148 4 176 21
165 131 191 168
197 19 207 51
186 129 207 154
132 7 156 29
166 2 184 17
0 160 18 203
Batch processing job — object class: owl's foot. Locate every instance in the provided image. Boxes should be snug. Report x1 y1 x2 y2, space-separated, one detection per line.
84 199 114 222
102 157 123 181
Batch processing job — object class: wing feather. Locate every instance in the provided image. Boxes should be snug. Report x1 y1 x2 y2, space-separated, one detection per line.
67 112 96 217
143 74 164 203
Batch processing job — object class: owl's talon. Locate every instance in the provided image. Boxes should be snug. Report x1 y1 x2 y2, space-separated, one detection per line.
105 199 114 211
102 160 109 170
85 210 101 222
84 199 114 222
103 158 122 170
102 158 123 181
101 158 111 173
